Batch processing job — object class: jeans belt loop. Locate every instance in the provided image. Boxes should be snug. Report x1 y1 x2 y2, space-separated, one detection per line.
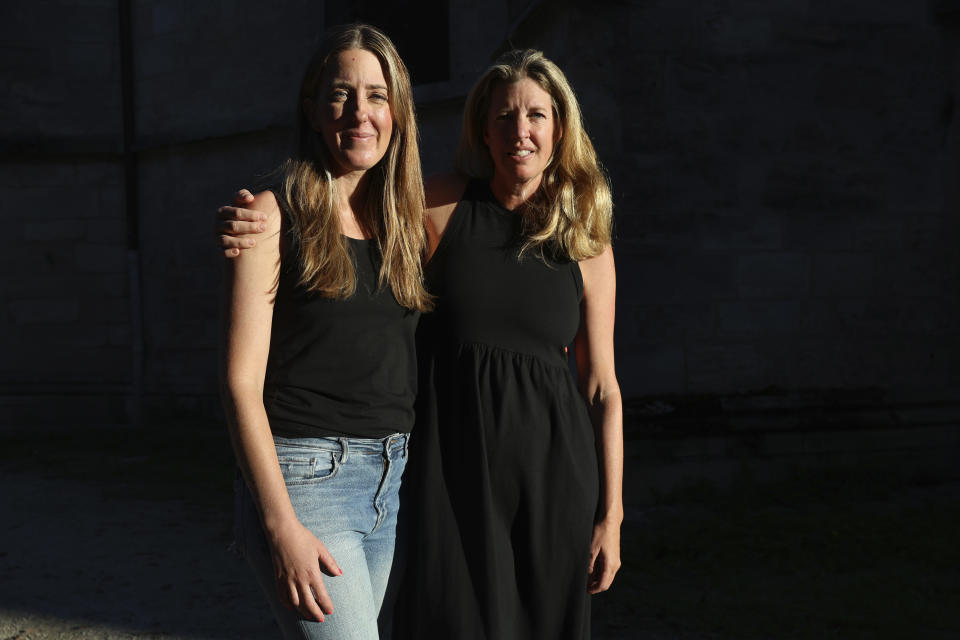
338 437 349 465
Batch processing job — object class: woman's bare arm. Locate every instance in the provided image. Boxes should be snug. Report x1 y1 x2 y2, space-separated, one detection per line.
220 190 341 620
574 244 624 594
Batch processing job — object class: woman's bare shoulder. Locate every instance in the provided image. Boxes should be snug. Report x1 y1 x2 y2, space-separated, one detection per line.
425 173 468 210
423 173 469 258
248 190 281 218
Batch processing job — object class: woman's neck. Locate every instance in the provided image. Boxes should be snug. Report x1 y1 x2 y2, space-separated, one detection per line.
488 173 542 211
335 170 373 238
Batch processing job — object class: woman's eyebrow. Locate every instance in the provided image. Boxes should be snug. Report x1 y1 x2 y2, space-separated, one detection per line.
329 80 388 91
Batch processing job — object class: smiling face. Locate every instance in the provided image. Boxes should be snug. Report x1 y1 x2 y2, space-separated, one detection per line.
483 77 560 195
307 48 393 178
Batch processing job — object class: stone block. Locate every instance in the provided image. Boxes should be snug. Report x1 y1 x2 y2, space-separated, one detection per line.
759 431 807 457
808 1 927 24
54 325 111 348
816 63 894 112
701 214 783 251
686 342 767 393
616 342 685 397
669 435 728 459
75 244 126 274
623 303 715 341
763 160 885 214
108 323 132 347
628 253 738 303
834 299 903 333
23 220 86 242
7 298 79 324
74 163 124 187
813 253 873 297
874 252 947 298
0 245 67 275
855 219 904 251
84 218 128 244
622 211 700 252
0 164 76 188
717 300 809 335
710 15 774 56
0 274 78 299
79 296 129 325
737 252 809 298
783 215 856 251
899 298 957 335
895 405 960 427
629 2 728 55
903 213 947 253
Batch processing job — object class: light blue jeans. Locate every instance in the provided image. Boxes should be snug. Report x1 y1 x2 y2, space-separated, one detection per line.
234 433 409 640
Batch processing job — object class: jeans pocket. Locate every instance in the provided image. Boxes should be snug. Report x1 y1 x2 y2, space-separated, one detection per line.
277 450 339 486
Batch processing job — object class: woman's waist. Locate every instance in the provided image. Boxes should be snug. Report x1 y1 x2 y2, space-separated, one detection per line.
273 432 409 458
441 338 574 373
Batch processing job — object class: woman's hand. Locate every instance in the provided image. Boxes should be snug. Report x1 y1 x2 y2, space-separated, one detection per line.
587 517 621 594
268 519 343 622
217 189 268 257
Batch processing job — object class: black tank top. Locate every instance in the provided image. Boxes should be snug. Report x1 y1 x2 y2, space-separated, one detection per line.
263 202 419 438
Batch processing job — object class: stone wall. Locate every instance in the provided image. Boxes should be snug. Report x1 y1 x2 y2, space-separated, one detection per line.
1 0 957 423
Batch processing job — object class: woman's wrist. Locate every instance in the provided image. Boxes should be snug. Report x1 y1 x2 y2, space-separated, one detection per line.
596 505 624 526
262 507 301 539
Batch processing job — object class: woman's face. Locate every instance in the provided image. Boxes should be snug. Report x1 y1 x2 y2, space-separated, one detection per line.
483 77 559 190
308 49 393 177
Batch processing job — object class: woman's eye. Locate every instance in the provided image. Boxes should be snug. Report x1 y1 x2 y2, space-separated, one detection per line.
531 112 547 120
331 89 349 101
370 93 389 103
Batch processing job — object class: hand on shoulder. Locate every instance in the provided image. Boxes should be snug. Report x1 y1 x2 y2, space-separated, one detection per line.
235 191 283 251
216 188 281 257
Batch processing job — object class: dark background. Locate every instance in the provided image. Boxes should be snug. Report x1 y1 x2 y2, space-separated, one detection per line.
1 2 959 638
2 0 958 425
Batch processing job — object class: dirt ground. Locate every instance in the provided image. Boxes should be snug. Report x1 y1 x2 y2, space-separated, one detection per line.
2 423 957 639
0 426 668 640
0 470 687 640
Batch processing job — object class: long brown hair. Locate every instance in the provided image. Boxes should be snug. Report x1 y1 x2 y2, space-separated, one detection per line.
456 49 612 260
278 24 429 310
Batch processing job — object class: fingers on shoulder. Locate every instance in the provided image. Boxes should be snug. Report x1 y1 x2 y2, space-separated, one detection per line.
248 190 283 234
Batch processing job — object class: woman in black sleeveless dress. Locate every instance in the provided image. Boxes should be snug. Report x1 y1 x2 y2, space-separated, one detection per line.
394 50 623 639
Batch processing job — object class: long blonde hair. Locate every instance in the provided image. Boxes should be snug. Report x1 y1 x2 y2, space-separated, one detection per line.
456 49 612 260
278 24 430 311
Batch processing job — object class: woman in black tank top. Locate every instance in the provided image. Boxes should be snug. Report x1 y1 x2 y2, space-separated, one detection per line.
219 25 429 640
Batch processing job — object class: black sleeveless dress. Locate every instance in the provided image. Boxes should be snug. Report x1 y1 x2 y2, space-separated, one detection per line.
396 180 599 639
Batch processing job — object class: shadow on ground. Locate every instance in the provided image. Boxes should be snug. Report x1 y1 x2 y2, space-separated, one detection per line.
1 421 958 639
0 423 276 640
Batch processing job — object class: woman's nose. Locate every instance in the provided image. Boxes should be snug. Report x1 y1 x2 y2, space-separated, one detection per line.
351 97 369 122
511 116 529 139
